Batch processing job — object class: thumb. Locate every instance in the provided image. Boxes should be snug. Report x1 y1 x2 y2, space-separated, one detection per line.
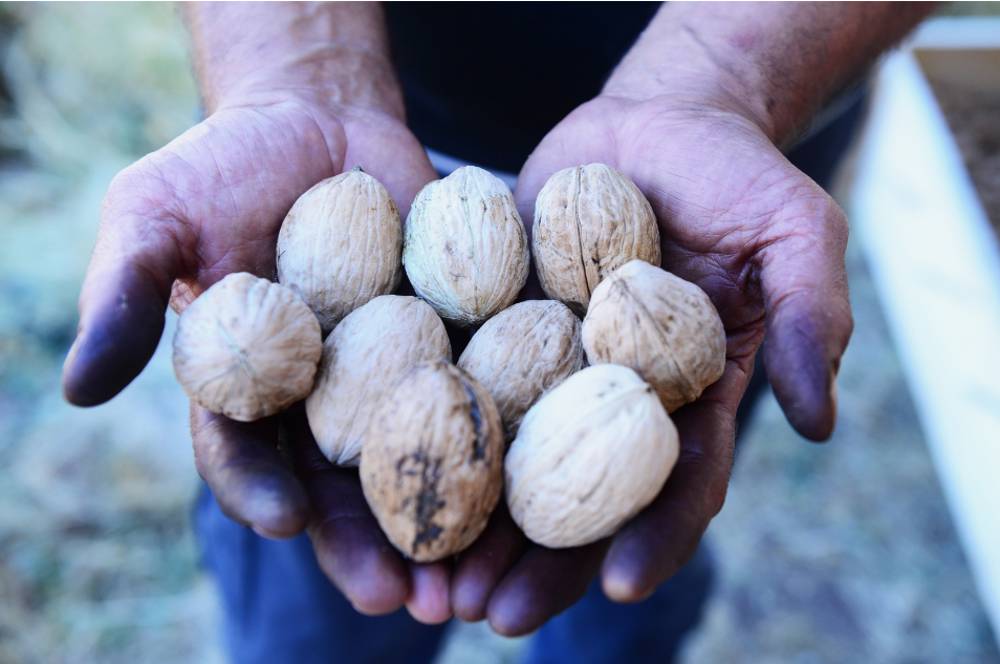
62 158 189 406
759 190 853 441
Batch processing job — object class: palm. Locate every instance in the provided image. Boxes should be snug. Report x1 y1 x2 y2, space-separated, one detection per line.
63 98 446 619
450 95 852 634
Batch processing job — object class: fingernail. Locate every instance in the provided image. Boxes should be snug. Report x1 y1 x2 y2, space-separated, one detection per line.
251 524 282 540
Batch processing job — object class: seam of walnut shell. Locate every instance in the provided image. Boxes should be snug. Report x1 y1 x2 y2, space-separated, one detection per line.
277 168 403 333
305 295 451 466
172 272 322 422
582 259 726 412
532 163 661 315
360 361 504 562
403 165 529 326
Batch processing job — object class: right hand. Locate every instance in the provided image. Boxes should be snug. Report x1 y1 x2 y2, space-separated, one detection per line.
62 92 454 622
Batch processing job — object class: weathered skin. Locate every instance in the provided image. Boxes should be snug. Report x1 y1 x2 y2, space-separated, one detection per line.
277 168 403 333
458 300 584 441
583 260 726 412
505 364 679 548
361 361 504 562
403 166 529 326
532 163 661 315
306 295 451 466
172 272 322 422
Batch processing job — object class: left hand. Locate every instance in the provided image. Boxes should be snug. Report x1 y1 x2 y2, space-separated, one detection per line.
450 89 853 634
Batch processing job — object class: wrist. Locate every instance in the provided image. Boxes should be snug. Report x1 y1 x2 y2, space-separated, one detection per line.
209 46 406 122
602 28 786 145
186 2 406 121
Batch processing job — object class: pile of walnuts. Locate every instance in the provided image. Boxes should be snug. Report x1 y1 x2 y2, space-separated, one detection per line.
172 163 725 561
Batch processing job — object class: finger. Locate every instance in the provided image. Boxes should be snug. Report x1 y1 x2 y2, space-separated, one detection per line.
283 408 410 616
451 504 528 622
601 364 744 602
758 192 853 441
406 562 453 625
63 167 188 405
486 541 609 637
190 404 308 539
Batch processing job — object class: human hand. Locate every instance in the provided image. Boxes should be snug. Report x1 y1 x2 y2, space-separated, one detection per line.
450 89 853 634
61 87 453 621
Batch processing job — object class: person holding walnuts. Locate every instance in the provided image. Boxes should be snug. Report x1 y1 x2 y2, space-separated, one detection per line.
62 3 935 663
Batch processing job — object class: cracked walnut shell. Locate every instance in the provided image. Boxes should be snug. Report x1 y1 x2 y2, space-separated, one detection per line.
505 364 679 548
532 163 661 315
582 260 726 412
305 295 451 466
172 272 322 422
403 165 529 326
277 168 403 333
458 300 584 440
360 361 504 562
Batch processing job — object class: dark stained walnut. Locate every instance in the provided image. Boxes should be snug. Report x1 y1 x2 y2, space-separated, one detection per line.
360 361 504 562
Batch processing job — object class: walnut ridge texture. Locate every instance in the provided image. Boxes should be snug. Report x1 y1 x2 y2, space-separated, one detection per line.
277 168 403 333
172 272 322 422
458 299 584 440
403 165 529 326
305 295 451 466
582 259 726 412
505 364 679 548
533 163 661 315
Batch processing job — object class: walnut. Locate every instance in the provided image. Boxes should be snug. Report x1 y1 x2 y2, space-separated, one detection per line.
172 272 322 422
505 364 678 548
403 165 529 326
532 163 661 315
277 168 402 333
305 295 451 466
361 361 504 561
457 300 583 440
582 259 726 412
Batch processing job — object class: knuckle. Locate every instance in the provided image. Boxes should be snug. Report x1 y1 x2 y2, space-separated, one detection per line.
102 154 182 224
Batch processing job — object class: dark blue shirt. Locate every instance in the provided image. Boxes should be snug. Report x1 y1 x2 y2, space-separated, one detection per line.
385 2 661 172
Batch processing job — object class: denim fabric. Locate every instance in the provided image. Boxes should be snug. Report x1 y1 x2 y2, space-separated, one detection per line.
195 488 449 664
195 487 712 664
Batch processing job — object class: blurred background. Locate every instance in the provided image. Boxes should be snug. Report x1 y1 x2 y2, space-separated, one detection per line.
0 4 997 663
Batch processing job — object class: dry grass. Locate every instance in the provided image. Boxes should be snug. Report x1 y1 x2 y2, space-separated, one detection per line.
0 5 219 663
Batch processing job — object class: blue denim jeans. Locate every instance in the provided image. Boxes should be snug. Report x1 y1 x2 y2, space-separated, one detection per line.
194 487 714 664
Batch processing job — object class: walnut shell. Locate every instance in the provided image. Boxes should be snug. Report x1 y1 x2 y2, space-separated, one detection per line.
533 163 661 315
457 300 584 440
403 165 529 326
172 272 322 422
505 364 678 548
305 295 451 466
582 260 726 412
277 168 402 333
361 361 504 562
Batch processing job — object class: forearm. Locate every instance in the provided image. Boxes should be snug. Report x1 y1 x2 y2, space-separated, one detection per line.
606 2 935 145
183 2 403 117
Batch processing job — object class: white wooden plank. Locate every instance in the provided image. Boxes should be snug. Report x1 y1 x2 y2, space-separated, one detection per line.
851 41 1000 646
